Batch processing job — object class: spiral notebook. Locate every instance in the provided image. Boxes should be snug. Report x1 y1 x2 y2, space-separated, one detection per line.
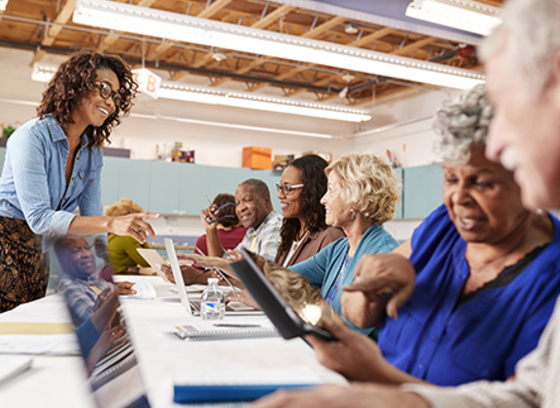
174 321 278 341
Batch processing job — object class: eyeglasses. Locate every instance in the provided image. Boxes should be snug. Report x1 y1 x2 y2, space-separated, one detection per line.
275 182 304 195
95 82 122 105
208 214 236 225
210 202 236 213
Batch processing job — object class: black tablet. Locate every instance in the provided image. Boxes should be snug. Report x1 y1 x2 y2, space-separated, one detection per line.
230 248 334 342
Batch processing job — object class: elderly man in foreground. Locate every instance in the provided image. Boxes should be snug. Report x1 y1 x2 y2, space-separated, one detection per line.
251 0 560 407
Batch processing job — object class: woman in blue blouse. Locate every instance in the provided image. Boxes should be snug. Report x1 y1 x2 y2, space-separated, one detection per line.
301 86 560 387
288 151 400 334
0 52 158 312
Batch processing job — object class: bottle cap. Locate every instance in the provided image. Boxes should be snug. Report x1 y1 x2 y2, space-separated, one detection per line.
207 278 219 285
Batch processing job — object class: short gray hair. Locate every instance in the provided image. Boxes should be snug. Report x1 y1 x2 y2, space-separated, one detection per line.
433 85 494 163
479 0 560 94
239 178 270 198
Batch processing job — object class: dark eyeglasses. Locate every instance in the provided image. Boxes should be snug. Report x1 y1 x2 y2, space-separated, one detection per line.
95 82 122 105
208 214 236 225
275 182 304 195
210 202 236 213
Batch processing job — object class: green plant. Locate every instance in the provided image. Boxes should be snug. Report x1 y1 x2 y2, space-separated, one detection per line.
2 126 15 139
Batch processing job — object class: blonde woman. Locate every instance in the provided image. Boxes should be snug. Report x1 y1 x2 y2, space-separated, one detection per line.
288 152 400 335
105 199 150 274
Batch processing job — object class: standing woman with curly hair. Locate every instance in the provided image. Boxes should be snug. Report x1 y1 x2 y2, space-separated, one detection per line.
0 52 158 312
275 154 345 267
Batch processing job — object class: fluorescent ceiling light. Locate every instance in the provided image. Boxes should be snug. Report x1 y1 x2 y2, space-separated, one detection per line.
137 114 335 139
406 0 501 36
158 83 371 122
30 62 371 122
0 0 8 11
73 0 485 90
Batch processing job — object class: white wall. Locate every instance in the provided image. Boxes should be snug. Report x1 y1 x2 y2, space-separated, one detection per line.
351 87 461 168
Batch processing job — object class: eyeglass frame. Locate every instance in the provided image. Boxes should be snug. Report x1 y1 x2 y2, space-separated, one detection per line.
94 81 122 105
275 182 305 195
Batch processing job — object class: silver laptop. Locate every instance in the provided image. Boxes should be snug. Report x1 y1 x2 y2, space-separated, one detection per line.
164 238 263 316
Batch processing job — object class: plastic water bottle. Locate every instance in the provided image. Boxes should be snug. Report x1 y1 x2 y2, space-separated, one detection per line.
200 278 225 321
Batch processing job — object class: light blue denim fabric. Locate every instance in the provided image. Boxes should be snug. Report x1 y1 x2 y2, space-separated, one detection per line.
0 114 104 244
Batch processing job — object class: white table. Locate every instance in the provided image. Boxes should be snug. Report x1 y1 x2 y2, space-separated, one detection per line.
0 275 344 408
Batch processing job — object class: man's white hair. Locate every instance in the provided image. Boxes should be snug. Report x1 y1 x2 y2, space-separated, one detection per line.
480 0 560 94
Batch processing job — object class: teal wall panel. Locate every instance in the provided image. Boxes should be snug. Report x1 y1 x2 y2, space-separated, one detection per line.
117 159 151 211
393 168 403 220
179 164 210 215
403 163 444 219
100 156 121 207
149 161 182 214
0 145 445 220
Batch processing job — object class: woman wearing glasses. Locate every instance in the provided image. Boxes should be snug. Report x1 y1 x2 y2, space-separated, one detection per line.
287 151 399 335
0 52 158 312
196 193 247 256
275 154 344 267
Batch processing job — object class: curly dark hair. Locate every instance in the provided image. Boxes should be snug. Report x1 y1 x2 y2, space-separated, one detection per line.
37 51 138 149
277 155 329 258
212 193 239 228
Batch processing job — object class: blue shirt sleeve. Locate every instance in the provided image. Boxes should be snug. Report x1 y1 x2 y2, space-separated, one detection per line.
289 243 334 288
7 128 75 237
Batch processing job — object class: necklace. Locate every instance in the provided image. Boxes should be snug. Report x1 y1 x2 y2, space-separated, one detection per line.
296 227 309 242
292 228 309 252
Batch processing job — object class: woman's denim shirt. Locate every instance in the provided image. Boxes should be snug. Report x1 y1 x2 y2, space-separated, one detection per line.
0 114 103 242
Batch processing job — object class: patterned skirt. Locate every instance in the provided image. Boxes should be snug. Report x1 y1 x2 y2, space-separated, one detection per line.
0 216 48 313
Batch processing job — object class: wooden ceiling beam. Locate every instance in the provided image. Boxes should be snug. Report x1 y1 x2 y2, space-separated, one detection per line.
390 36 437 56
251 5 296 29
284 72 339 97
42 0 77 47
248 64 310 92
210 57 266 87
146 41 174 60
318 93 339 102
137 0 157 6
97 33 119 53
29 49 46 67
301 16 345 39
196 0 233 19
349 27 396 48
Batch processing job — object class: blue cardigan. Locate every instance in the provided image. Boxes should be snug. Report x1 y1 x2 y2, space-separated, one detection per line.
290 224 399 333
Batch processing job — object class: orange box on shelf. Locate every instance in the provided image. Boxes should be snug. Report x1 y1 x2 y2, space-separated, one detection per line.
242 146 272 170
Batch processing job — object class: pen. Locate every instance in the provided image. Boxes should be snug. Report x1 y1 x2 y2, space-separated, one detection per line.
213 323 261 328
205 194 212 205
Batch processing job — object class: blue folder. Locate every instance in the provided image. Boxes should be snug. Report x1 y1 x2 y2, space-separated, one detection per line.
173 383 318 403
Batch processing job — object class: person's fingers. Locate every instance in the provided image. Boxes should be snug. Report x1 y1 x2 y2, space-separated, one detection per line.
385 288 412 320
342 275 392 294
319 313 355 342
134 215 158 239
249 389 298 408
